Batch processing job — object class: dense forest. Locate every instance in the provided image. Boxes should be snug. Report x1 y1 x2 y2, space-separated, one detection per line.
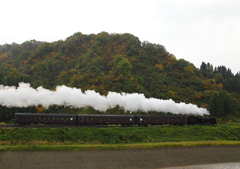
0 32 239 122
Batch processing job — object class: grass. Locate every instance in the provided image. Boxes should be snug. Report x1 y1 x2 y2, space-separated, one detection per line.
1 124 240 151
0 122 7 125
1 141 240 151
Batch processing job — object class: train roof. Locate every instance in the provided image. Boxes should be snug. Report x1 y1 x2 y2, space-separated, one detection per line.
15 113 77 116
77 114 135 117
136 115 188 117
15 113 135 117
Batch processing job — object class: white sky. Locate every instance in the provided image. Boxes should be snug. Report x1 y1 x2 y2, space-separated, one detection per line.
1 0 240 74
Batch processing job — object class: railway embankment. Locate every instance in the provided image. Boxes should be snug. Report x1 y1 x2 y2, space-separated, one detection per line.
1 123 240 151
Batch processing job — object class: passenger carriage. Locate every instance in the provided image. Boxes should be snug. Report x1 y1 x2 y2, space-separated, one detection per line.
136 115 188 126
14 113 78 125
78 114 136 126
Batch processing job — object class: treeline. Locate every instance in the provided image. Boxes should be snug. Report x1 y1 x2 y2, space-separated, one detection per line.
0 32 239 122
200 62 240 93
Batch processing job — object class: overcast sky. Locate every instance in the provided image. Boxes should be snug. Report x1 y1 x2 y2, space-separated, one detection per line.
1 0 240 74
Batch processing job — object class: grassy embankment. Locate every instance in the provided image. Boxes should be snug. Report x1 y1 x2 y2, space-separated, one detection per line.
1 123 240 151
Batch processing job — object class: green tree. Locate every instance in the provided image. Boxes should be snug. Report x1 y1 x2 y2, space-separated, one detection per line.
116 59 132 72
209 90 238 117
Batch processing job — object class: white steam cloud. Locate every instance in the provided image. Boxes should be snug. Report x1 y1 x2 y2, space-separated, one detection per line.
0 82 209 116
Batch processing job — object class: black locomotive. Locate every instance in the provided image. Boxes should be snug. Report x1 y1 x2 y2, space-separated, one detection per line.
14 113 216 126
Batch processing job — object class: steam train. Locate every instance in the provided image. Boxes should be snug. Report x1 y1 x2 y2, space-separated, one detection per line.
14 113 216 126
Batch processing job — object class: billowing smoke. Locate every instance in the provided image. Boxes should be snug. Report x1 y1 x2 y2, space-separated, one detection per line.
0 82 209 116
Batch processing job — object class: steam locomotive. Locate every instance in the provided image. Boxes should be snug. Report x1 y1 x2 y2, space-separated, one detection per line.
14 113 216 126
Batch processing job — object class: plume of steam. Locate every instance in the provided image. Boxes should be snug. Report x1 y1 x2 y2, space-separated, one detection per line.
0 82 209 116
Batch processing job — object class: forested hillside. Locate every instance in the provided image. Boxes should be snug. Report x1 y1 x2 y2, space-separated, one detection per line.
0 32 239 121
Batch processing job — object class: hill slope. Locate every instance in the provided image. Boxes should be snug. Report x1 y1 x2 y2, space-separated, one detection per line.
0 32 239 119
